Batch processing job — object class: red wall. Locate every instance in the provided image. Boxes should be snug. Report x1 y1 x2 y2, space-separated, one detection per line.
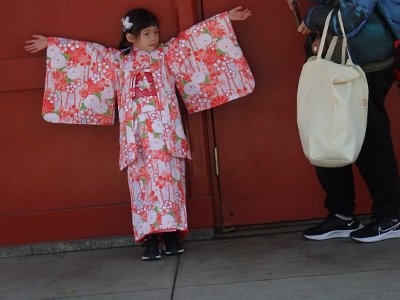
2 0 400 247
0 0 215 246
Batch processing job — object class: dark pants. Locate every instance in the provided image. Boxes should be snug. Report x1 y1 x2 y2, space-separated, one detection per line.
315 67 400 219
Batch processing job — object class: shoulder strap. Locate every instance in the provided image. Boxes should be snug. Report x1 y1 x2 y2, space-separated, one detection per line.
317 10 353 65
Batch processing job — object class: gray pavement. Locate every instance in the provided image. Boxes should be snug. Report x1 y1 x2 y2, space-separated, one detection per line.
2 231 400 300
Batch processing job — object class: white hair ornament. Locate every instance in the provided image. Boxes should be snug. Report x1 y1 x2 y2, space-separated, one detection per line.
121 16 134 32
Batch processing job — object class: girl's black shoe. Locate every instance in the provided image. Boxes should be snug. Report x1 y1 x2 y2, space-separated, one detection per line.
142 234 161 261
164 232 184 256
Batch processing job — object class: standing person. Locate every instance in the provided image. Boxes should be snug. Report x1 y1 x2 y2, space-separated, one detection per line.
25 7 254 260
289 0 400 242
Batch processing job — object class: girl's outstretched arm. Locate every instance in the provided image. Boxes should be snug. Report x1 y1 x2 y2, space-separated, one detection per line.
228 6 252 21
25 35 48 53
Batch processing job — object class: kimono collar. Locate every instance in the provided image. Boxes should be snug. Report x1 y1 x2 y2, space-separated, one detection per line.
130 48 152 71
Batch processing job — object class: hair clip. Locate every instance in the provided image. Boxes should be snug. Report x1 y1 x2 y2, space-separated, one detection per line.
121 16 134 32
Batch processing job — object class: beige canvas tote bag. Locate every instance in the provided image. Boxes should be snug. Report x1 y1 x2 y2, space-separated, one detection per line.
297 10 368 167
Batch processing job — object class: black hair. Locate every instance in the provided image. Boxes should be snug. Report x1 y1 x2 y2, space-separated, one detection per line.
119 8 159 53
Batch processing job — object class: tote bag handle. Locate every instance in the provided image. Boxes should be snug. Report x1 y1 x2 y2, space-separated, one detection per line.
317 10 353 65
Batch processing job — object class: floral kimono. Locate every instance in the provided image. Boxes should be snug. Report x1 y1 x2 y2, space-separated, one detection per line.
42 12 255 242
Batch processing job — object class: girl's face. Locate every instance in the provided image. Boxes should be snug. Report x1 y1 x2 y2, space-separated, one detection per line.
128 26 159 52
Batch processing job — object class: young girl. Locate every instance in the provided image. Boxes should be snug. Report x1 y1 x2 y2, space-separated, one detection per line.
25 6 255 261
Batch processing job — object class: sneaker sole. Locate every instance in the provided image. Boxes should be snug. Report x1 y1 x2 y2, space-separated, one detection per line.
304 224 363 241
142 254 162 261
165 249 184 256
351 230 400 243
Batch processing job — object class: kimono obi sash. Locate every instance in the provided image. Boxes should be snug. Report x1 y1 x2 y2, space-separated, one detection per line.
131 68 159 114
134 69 157 99
118 59 190 170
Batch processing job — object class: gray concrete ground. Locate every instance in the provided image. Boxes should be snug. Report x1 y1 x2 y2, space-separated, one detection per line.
2 230 400 300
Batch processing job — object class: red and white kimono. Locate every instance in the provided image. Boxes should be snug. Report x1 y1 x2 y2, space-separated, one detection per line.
42 12 255 242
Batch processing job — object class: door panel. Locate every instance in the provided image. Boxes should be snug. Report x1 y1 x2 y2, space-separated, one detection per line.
0 0 215 246
203 0 400 227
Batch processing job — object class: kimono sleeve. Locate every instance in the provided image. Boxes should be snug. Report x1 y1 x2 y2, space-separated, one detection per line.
164 12 255 113
42 37 121 125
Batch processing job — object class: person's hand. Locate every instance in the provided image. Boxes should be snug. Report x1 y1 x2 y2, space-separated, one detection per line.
297 21 311 35
25 35 48 53
311 38 321 54
228 6 252 21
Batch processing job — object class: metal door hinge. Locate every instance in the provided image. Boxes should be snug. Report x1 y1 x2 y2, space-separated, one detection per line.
214 147 219 176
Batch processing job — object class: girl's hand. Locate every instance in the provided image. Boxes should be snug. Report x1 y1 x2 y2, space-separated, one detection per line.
25 35 48 53
228 6 252 21
297 21 311 35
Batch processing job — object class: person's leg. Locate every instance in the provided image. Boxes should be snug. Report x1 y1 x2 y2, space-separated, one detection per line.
164 231 184 255
354 68 400 219
162 157 186 255
127 151 188 259
350 68 400 242
315 165 356 217
303 121 360 240
141 234 162 261
303 166 362 240
127 154 162 261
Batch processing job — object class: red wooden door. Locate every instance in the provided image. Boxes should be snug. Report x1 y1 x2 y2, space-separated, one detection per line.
2 0 400 246
0 0 216 246
202 0 400 227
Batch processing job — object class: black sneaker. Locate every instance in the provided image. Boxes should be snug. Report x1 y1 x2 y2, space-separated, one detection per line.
303 214 363 240
163 232 184 256
142 234 161 261
350 218 400 243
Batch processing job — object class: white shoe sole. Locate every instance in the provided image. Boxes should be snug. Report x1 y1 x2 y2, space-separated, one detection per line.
351 230 400 243
165 249 184 255
142 254 162 261
304 224 363 241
